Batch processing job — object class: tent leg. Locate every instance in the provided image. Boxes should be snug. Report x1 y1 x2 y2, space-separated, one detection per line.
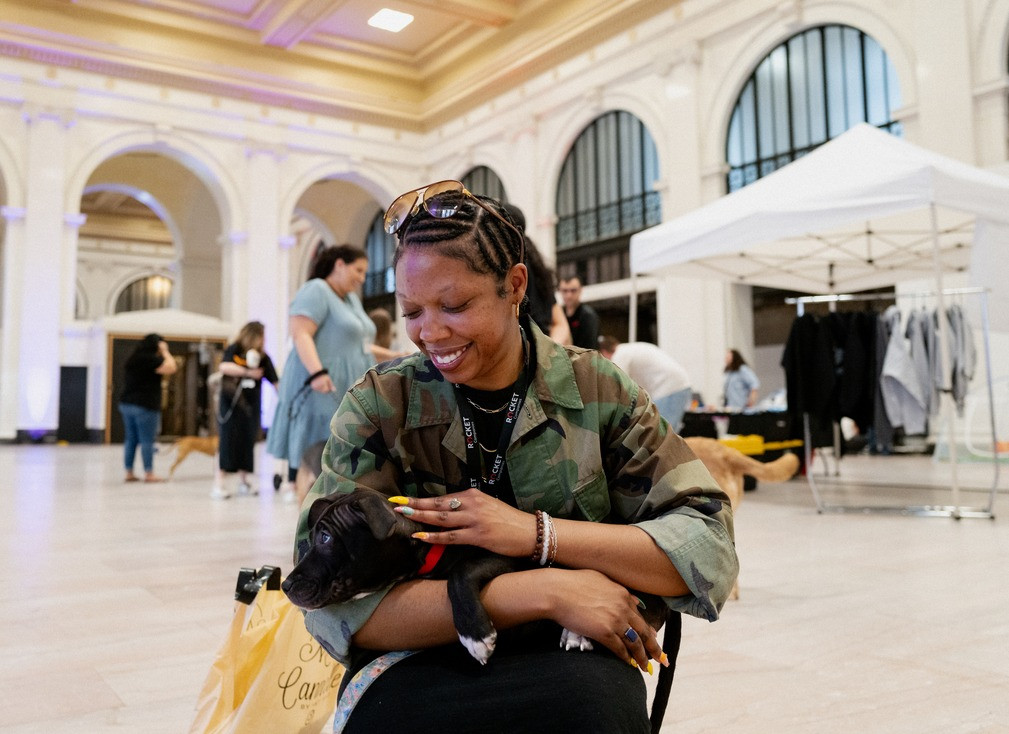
629 273 638 342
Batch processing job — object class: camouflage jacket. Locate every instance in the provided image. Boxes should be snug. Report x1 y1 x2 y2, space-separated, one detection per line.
295 322 738 666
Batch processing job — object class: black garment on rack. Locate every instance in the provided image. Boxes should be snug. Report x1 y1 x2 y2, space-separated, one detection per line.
781 313 836 448
837 311 878 432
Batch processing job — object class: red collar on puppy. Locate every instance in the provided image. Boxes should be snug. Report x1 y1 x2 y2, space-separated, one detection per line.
418 543 446 575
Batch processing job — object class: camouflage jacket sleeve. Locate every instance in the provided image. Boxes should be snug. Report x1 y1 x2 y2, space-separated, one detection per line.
520 341 739 622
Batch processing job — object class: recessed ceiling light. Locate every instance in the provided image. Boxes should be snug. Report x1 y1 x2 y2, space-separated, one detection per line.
368 9 414 33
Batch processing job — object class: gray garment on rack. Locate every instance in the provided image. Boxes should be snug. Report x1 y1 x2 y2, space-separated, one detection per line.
906 310 937 420
921 310 942 416
873 311 895 452
880 306 928 435
946 304 976 416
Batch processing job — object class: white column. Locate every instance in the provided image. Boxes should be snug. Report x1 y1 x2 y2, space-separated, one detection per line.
17 105 72 438
243 143 286 359
652 44 740 404
0 206 26 440
910 2 975 160
62 213 86 323
220 230 246 325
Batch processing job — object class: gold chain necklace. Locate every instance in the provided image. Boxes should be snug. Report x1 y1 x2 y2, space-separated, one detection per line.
465 396 509 414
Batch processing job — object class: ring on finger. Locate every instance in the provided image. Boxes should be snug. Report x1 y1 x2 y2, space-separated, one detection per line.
623 626 639 643
448 498 462 511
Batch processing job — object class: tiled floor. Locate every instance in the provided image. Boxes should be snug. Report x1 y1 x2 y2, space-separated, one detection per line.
0 443 1006 733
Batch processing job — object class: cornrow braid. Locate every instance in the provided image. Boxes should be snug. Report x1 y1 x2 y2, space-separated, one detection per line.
392 192 524 294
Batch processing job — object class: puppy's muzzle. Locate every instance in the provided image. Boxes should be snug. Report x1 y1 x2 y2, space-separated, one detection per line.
282 574 326 609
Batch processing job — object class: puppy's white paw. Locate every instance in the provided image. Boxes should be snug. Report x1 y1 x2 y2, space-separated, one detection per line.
459 630 497 665
559 629 594 651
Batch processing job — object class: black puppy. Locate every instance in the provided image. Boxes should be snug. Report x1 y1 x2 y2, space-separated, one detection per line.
282 488 600 664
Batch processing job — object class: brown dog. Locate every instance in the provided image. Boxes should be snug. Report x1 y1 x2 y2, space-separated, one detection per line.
166 435 219 477
684 436 800 599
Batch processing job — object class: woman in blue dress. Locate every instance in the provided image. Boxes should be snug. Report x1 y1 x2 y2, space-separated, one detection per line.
267 245 378 498
722 348 760 410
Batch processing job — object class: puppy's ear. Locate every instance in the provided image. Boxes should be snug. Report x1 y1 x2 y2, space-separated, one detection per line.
307 495 339 529
356 491 402 540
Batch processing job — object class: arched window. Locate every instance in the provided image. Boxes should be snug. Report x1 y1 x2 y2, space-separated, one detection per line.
461 166 508 201
114 275 173 313
727 25 902 192
554 110 661 284
363 210 397 300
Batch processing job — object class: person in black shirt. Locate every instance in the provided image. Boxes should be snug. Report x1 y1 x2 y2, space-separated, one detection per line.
559 275 600 349
212 321 279 499
118 333 177 482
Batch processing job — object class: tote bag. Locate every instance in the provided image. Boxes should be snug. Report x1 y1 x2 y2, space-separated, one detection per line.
190 566 342 734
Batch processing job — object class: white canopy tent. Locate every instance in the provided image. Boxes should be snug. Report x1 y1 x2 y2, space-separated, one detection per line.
629 123 1009 296
629 123 1009 517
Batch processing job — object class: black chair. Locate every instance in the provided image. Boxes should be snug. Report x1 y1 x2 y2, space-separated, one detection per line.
649 612 683 733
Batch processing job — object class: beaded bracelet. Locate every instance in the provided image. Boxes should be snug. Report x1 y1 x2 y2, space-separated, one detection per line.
530 510 545 563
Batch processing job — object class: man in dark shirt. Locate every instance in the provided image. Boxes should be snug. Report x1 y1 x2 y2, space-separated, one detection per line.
559 276 600 349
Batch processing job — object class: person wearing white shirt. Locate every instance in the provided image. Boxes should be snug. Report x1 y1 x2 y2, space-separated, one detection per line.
598 336 692 431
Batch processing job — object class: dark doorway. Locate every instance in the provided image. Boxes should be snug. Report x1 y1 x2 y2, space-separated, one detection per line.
106 335 225 443
57 366 89 443
589 291 657 347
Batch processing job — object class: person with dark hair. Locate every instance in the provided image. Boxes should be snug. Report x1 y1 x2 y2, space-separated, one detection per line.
501 202 571 345
267 244 377 503
211 321 279 500
295 181 737 732
118 333 177 482
723 348 760 410
559 274 600 349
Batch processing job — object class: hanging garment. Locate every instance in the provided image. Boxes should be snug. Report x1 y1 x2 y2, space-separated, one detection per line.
837 311 877 431
781 313 836 447
946 304 977 416
919 309 942 418
880 306 928 436
872 310 896 453
905 309 934 426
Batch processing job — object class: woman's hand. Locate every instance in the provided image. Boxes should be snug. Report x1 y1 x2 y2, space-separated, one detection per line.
309 372 335 393
390 489 537 559
537 567 666 671
246 367 264 380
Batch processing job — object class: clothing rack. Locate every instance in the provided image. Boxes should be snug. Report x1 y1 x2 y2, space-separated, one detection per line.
784 286 998 519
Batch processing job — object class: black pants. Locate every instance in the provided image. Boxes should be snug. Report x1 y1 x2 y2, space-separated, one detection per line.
344 626 649 734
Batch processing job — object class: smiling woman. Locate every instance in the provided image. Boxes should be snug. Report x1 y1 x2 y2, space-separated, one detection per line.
293 187 739 733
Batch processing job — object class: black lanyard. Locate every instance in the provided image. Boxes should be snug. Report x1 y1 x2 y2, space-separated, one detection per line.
454 335 530 492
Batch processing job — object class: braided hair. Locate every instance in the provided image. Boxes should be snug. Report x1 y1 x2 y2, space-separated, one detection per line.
392 192 524 299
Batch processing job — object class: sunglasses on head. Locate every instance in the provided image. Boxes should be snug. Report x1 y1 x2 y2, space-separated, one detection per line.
383 180 525 264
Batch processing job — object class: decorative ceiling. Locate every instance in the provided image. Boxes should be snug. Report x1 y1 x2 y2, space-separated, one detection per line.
0 0 677 130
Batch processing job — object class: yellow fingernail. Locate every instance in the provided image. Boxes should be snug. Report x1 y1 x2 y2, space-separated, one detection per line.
412 532 429 540
387 496 410 505
659 652 669 667
646 662 654 675
628 658 638 668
